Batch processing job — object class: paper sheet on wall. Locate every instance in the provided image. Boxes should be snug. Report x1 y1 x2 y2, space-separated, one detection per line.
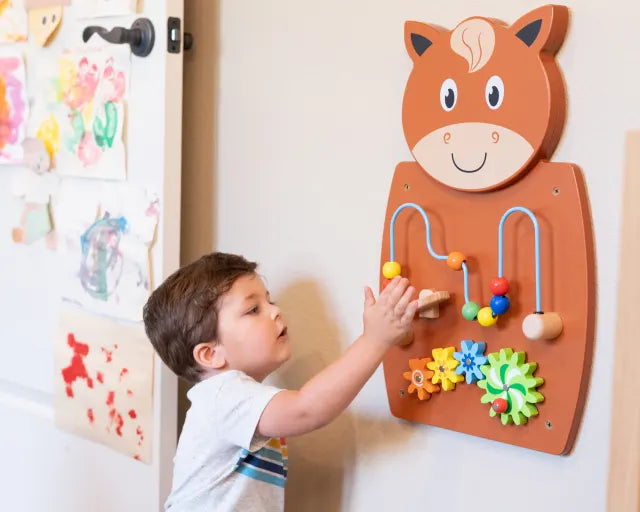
0 50 27 163
10 138 58 247
30 47 129 179
0 0 27 43
24 0 69 7
55 181 159 321
27 5 62 46
54 306 154 463
76 0 137 18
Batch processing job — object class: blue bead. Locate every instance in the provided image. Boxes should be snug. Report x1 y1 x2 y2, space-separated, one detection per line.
490 295 510 315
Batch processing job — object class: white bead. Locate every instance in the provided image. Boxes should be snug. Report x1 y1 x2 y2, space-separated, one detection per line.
522 312 563 340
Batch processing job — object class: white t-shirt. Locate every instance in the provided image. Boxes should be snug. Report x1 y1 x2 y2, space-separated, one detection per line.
165 370 287 511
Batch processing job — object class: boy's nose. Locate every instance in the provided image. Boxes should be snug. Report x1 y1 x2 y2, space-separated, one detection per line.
270 303 281 320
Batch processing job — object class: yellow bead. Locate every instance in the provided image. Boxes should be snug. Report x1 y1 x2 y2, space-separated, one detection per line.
477 306 498 327
446 251 465 271
382 261 401 279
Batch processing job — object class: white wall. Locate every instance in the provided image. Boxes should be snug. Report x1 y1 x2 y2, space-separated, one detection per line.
183 1 635 510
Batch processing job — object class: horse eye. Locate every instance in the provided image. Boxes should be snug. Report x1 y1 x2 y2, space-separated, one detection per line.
440 78 457 112
486 75 504 110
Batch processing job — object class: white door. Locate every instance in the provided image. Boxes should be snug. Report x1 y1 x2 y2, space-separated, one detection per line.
0 1 183 510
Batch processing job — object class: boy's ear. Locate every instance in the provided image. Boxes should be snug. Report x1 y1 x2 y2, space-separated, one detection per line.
193 341 227 370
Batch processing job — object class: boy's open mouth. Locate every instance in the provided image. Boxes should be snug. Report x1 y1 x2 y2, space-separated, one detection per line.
278 326 288 339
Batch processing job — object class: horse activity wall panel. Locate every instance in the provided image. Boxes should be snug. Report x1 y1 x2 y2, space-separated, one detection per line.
380 5 595 455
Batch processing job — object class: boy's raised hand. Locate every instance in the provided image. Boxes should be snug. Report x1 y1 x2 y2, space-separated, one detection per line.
363 276 418 347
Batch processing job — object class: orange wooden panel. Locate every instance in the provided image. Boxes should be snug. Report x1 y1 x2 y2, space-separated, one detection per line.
380 160 594 454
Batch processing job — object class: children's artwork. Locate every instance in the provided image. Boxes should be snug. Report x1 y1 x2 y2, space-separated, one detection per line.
0 0 27 43
24 0 69 6
55 181 159 321
54 306 154 463
30 47 129 179
27 5 62 46
0 50 27 163
11 137 57 247
77 0 137 18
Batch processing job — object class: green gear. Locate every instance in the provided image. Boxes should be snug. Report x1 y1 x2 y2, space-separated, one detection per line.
477 348 544 426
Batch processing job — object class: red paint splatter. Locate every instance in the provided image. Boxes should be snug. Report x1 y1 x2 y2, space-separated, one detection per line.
136 426 144 446
101 346 115 363
128 409 137 419
61 333 93 397
119 368 129 381
134 455 140 461
127 389 133 397
96 371 104 384
106 391 115 406
87 409 94 424
108 409 124 437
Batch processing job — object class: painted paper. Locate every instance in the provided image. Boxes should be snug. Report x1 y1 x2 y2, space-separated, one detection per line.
77 0 137 18
0 50 27 163
55 181 159 321
11 138 57 247
27 5 61 46
24 0 69 7
54 306 154 463
31 47 129 179
0 0 27 43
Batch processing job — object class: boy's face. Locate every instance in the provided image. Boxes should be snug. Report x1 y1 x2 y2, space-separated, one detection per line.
215 273 290 381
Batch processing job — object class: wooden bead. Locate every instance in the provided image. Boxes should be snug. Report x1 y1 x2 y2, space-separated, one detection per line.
492 398 509 414
490 295 510 315
490 276 509 296
382 261 401 279
446 251 465 271
477 306 498 327
522 312 563 340
461 301 480 321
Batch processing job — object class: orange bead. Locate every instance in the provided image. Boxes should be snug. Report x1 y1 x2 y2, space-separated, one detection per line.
446 251 466 271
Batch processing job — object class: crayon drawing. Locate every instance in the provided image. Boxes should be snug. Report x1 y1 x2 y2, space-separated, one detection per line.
55 182 159 321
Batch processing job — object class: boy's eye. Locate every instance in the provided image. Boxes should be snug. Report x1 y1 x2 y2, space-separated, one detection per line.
247 306 259 315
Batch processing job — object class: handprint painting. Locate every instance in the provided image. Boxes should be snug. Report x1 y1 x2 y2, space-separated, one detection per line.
32 47 129 179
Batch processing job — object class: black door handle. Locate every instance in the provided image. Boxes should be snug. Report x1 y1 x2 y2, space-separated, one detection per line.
83 18 155 57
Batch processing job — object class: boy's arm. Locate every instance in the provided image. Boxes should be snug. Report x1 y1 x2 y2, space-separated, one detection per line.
257 277 417 438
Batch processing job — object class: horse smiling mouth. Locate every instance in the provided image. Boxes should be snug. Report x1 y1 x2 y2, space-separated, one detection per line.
451 153 487 173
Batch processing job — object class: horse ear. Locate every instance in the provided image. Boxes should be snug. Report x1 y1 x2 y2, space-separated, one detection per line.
404 21 444 62
510 5 569 54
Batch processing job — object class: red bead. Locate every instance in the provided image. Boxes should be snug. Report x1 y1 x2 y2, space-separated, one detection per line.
492 398 508 414
490 277 509 296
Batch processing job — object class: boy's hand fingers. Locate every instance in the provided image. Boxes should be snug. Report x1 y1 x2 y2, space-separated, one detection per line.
394 285 415 316
401 300 419 324
386 277 410 307
364 286 376 307
379 276 401 303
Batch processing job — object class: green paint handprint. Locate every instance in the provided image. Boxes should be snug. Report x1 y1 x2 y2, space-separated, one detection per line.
65 109 85 153
93 101 118 149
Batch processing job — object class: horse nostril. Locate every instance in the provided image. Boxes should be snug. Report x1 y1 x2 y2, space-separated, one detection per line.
491 131 500 143
444 132 451 144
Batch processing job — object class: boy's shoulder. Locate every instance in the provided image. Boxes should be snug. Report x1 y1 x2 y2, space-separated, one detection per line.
187 370 274 405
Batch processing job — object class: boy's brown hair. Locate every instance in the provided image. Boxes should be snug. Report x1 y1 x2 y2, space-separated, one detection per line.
142 252 257 382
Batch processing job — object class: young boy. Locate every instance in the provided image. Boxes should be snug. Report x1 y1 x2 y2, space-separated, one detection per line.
143 252 418 511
